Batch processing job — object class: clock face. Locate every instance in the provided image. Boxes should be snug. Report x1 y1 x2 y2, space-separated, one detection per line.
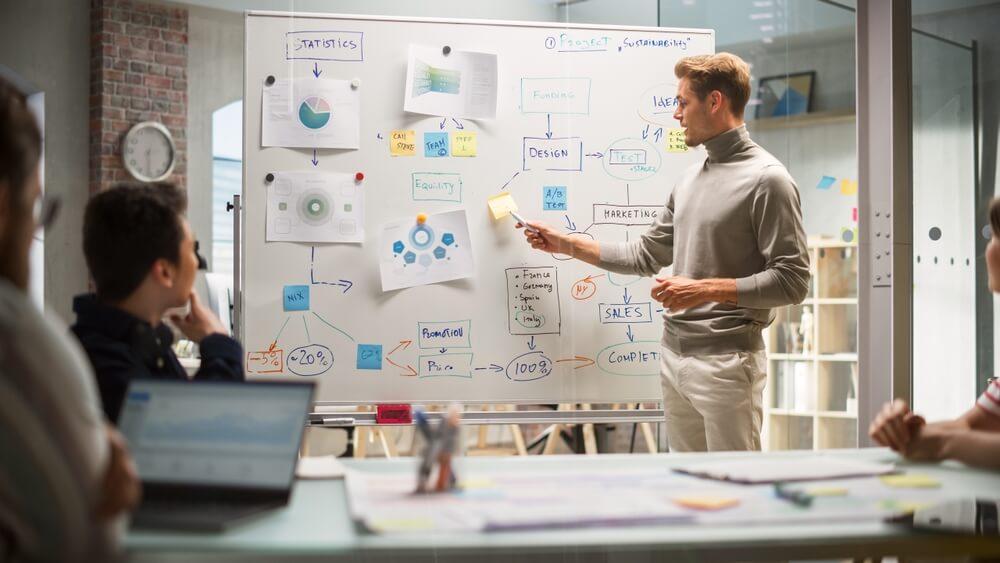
123 122 175 182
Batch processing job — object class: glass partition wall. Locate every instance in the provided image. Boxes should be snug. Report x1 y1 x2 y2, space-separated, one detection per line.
911 1 990 422
659 0 860 449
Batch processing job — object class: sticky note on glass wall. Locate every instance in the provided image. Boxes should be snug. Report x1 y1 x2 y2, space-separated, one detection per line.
667 128 689 153
423 132 449 157
283 285 310 311
841 179 858 195
487 192 518 220
543 186 567 211
451 131 477 157
390 130 416 156
356 344 383 370
817 175 836 190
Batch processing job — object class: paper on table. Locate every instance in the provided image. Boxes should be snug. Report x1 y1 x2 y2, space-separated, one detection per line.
296 455 348 480
378 209 474 292
673 456 896 484
266 171 364 243
262 78 360 149
404 45 498 120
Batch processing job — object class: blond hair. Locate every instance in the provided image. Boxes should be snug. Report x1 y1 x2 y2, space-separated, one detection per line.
674 53 751 118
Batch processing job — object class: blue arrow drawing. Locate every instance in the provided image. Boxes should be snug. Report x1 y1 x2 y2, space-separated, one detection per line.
528 336 536 350
623 287 632 304
439 118 447 130
311 150 318 166
439 348 447 354
451 118 464 130
654 127 664 143
545 114 553 139
564 215 576 231
626 325 634 342
475 364 504 372
312 63 322 78
641 124 650 139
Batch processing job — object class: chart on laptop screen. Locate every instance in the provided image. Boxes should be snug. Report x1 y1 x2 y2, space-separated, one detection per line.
118 382 310 488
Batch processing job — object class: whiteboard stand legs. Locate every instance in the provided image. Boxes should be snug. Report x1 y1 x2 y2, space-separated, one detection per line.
580 404 598 455
638 403 658 454
467 404 527 456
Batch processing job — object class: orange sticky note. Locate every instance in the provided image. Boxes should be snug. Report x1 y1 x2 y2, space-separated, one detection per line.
673 496 740 510
389 130 416 156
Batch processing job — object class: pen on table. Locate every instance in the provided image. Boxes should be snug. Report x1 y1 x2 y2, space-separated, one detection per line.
510 211 540 233
774 483 813 508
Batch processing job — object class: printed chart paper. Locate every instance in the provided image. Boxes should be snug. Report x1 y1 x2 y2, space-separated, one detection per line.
379 209 474 291
266 171 364 243
262 78 360 149
404 45 498 120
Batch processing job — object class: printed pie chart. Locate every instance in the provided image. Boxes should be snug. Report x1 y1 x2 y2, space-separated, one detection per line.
298 95 332 130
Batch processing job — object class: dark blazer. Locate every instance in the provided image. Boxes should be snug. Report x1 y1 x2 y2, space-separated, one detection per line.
71 294 244 422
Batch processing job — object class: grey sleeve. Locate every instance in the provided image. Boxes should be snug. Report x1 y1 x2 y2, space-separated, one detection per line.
596 191 674 277
735 165 811 308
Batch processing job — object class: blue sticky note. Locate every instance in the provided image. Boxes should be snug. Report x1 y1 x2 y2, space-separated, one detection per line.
283 285 310 311
817 175 836 190
423 132 449 157
543 186 568 211
357 344 383 370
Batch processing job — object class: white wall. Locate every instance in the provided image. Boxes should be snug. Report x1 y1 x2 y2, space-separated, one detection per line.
0 0 91 321
188 6 245 271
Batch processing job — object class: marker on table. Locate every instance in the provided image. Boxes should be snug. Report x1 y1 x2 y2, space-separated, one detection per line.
773 483 813 508
509 210 539 233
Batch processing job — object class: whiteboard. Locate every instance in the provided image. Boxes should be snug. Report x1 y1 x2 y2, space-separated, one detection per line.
242 12 713 404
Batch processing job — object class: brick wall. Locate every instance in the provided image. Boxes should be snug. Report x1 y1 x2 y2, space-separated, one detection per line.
90 0 187 193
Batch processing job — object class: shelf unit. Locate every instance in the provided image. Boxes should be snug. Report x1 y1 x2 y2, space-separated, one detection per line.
763 238 858 451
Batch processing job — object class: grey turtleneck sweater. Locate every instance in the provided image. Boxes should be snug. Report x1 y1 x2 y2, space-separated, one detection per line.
598 124 810 355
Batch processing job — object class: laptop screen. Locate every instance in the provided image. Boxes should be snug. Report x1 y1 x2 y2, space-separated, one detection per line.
118 380 314 490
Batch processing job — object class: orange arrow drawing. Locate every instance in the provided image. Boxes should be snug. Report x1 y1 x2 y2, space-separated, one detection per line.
556 356 596 369
267 340 278 353
387 340 417 376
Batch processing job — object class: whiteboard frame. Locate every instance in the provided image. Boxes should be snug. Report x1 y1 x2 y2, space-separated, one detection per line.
241 11 714 406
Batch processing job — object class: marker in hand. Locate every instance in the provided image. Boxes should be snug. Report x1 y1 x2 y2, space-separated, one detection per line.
510 210 539 233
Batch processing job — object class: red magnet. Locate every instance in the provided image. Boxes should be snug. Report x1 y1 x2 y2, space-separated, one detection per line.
355 172 365 182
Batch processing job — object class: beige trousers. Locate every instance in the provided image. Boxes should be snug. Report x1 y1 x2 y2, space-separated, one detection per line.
659 345 767 452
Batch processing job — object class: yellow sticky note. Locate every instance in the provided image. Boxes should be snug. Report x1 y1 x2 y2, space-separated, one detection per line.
673 495 740 510
451 131 477 157
806 487 849 497
667 128 689 153
389 130 416 156
368 518 436 532
880 474 940 488
457 478 496 490
840 179 858 195
880 499 933 513
487 192 518 220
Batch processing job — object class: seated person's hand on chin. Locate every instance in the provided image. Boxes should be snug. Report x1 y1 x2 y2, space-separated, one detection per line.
168 291 226 344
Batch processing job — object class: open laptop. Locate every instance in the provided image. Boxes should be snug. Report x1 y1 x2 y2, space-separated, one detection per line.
118 379 314 532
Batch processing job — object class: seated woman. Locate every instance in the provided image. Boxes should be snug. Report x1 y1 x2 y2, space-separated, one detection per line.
869 197 1000 470
0 76 140 561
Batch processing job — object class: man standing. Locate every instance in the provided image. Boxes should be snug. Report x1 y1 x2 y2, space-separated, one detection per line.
521 53 809 451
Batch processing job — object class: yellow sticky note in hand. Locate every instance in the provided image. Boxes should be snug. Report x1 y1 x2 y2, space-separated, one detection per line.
487 192 518 220
451 131 477 157
880 474 940 488
667 128 689 153
389 130 416 156
673 495 740 510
